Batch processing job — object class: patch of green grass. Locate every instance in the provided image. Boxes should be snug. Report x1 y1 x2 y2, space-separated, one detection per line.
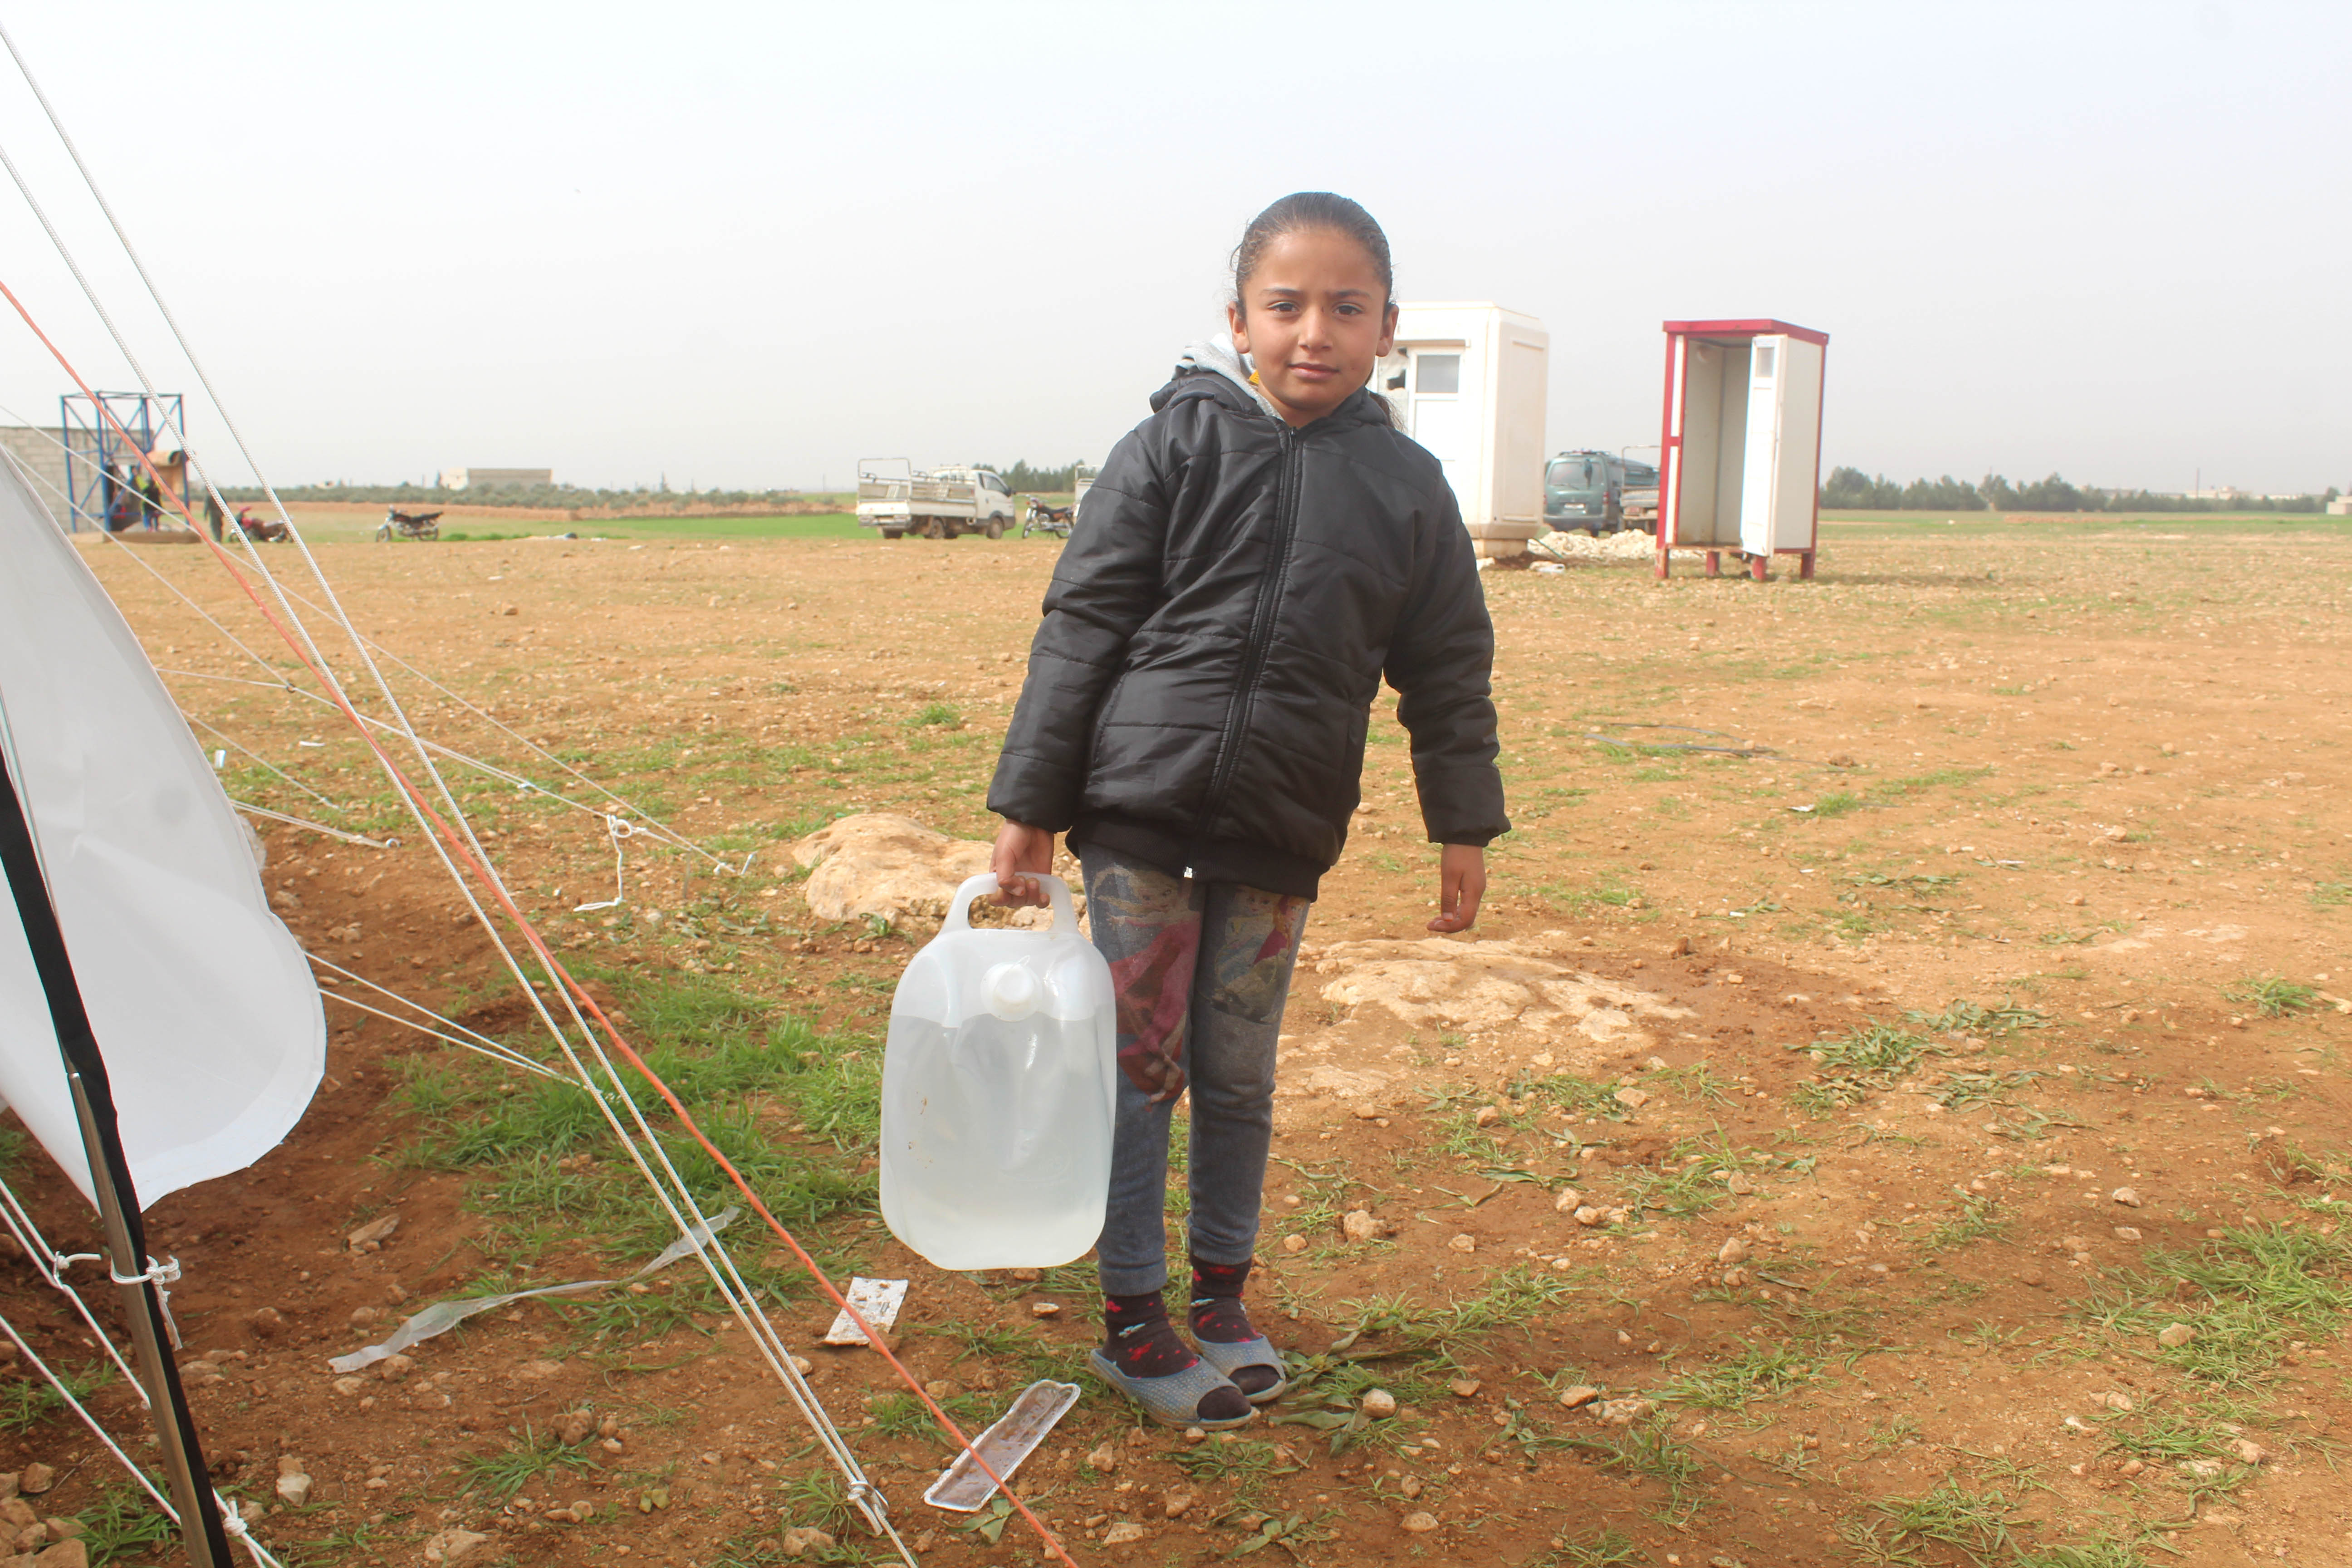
2013 1543 2151 1568
1534 1528 1645 1568
1650 1064 1735 1107
2221 976 2318 1018
1844 1482 2019 1564
2313 881 2352 908
457 1429 595 1499
1617 1130 1764 1220
1172 1437 1298 1506
1659 1343 1818 1409
74 1485 177 1568
1564 1413 1705 1524
1907 998 2051 1035
1921 1196 2008 1253
907 702 963 729
1808 791 1866 818
1511 1071 1631 1122
0 1360 113 1433
1787 1021 1939 1117
2076 1223 2352 1387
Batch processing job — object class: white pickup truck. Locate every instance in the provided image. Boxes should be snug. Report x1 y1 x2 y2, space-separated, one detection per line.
855 461 1019 539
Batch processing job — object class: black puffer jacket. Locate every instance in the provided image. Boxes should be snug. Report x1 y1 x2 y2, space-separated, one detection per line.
986 366 1509 898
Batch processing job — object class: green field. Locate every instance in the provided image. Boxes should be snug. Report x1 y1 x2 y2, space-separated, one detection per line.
1818 508 2352 539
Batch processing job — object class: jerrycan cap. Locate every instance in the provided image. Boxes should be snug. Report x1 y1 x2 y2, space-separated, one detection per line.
982 962 1042 1021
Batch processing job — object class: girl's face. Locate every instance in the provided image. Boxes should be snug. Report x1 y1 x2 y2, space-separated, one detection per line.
1227 228 1398 428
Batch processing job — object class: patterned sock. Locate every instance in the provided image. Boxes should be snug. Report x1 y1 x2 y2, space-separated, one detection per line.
1187 1257 1255 1343
1102 1291 1197 1380
1190 1256 1279 1396
1103 1290 1253 1422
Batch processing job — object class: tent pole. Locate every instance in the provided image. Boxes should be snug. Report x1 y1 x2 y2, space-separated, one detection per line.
0 756 235 1568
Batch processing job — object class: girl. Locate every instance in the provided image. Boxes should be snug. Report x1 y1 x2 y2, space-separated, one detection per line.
987 192 1508 1428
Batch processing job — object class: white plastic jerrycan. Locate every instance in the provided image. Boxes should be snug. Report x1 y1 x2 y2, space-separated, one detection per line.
879 873 1117 1272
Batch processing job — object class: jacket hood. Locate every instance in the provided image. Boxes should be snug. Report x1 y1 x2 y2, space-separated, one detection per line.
1150 330 1393 431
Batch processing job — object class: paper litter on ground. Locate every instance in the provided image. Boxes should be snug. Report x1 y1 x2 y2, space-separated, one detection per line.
823 1277 909 1346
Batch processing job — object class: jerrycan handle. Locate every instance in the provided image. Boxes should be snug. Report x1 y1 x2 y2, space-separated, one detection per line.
941 872 1079 938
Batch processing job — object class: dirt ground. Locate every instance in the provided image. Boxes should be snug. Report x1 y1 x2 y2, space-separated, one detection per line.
8 517 2350 1568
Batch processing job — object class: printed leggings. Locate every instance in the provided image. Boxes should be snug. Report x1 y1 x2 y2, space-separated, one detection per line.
1079 846 1311 1298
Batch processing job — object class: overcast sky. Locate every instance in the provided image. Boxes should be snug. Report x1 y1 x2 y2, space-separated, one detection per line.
0 1 2343 494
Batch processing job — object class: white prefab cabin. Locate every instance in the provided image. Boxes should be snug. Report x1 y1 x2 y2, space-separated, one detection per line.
1372 304 1549 558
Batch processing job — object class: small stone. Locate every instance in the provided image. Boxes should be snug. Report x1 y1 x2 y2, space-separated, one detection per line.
2231 1438 2267 1465
2119 1458 2145 1477
598 1412 621 1438
422 1528 491 1564
244 1307 285 1341
922 1379 957 1400
1447 1378 1481 1399
376 1353 414 1382
33 1542 87 1568
332 1376 365 1396
1399 1475 1424 1499
600 1438 624 1455
2112 1226 2142 1241
1613 1087 1650 1110
1085 1442 1118 1475
788 1357 813 1377
2099 1392 2133 1411
1725 1173 1757 1196
1281 1234 1307 1254
348 1306 383 1328
1400 1512 1440 1534
1103 1521 1146 1545
555 1409 595 1446
1183 1426 1207 1446
0 1476 15 1502
512 1359 565 1381
779 1525 836 1557
2111 1187 2142 1208
1360 1389 1397 1419
1573 1206 1605 1227
1474 1105 1502 1127
1447 1234 1476 1254
1598 1397 1656 1425
2058 1235 2089 1253
1718 1237 1749 1265
1552 1187 1584 1214
2157 1323 2196 1349
1558 1385 1600 1409
1030 1301 1062 1318
1161 1488 1196 1519
1009 1268 1043 1284
1667 936 1693 957
0 1500 32 1529
347 1214 399 1250
1342 1210 1379 1243
275 1461 312 1507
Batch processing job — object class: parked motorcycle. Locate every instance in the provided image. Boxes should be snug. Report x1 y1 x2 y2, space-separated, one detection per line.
235 506 290 543
1020 495 1075 539
376 507 443 542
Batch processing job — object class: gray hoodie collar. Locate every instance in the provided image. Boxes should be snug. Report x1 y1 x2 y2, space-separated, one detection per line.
1176 332 1284 421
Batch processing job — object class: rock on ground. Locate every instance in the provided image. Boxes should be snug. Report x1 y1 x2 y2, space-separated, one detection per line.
792 813 1082 928
421 1529 490 1565
1312 937 1693 1045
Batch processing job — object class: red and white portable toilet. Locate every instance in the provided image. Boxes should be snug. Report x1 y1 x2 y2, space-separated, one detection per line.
1655 319 1828 580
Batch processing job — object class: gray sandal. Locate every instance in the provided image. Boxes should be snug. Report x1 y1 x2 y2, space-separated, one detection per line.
1087 1349 1258 1430
1193 1335 1288 1404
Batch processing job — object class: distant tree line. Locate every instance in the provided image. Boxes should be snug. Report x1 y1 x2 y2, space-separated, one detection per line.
1820 466 2340 514
215 481 820 509
975 460 1090 493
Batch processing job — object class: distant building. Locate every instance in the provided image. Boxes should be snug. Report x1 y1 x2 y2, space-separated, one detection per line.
440 467 552 491
2328 495 2351 516
0 426 69 513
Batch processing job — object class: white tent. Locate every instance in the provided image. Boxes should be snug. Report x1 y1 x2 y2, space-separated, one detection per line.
0 457 322 1209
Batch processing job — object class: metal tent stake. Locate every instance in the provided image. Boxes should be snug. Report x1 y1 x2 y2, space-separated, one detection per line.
0 755 234 1568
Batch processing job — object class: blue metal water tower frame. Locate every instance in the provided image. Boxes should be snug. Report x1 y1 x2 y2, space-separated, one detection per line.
59 391 184 532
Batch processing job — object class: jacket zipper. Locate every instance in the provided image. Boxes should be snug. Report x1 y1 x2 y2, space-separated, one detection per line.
1195 425 1303 839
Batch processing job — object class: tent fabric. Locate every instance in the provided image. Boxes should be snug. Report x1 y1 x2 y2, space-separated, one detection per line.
0 461 322 1210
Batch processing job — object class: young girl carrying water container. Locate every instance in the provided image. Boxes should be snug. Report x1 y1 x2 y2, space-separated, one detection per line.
986 192 1509 1429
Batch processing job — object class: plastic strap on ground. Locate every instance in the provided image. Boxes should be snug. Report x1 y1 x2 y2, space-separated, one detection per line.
330 1207 736 1372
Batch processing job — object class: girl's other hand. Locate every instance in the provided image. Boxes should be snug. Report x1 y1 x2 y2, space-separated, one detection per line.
990 821 1057 907
1427 844 1486 932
